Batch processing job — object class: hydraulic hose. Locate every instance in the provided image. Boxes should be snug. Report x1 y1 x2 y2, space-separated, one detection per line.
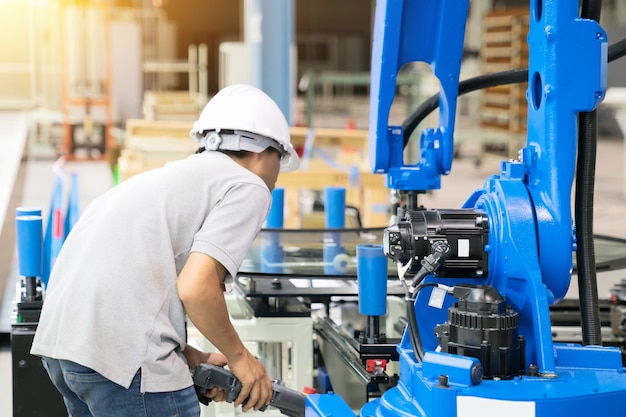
576 110 602 345
576 0 602 346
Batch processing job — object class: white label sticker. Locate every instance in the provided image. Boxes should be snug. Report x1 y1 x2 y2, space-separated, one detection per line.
428 286 447 309
457 397 535 417
458 239 470 257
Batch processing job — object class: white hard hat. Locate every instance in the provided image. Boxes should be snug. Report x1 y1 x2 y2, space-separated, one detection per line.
190 84 300 172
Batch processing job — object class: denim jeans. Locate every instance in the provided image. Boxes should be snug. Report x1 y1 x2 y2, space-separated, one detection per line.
42 357 200 417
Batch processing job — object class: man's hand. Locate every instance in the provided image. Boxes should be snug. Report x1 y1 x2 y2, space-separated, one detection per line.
184 345 229 403
228 349 272 412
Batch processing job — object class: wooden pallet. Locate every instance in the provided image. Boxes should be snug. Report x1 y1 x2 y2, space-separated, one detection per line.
142 91 203 121
480 7 529 151
117 119 198 181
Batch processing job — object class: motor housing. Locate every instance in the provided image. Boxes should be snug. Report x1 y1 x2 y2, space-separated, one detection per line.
384 209 489 279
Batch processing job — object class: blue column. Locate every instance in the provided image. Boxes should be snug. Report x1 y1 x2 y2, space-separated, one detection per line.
357 244 387 316
266 187 285 228
324 187 346 275
16 215 43 279
16 207 42 217
16 214 44 302
262 188 285 273
244 0 295 123
324 187 346 229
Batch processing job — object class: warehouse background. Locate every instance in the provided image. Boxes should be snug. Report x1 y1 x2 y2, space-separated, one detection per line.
1 1 626 415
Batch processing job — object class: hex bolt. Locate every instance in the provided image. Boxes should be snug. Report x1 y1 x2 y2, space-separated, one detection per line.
471 362 484 385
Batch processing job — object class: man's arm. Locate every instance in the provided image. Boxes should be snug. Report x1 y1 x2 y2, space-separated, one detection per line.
177 252 272 412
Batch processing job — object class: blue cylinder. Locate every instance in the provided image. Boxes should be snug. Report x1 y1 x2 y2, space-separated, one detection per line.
324 187 345 229
323 239 347 275
261 237 284 274
16 206 42 217
357 244 388 316
16 215 43 278
266 187 285 228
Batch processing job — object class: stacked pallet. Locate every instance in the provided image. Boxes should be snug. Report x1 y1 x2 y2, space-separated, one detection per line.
117 119 197 181
480 7 529 155
142 91 204 121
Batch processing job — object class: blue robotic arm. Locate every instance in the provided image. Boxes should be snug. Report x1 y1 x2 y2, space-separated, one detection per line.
369 0 469 190
370 0 606 373
308 1 626 416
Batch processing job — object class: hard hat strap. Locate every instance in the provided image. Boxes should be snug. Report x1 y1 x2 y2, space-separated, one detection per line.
201 129 287 160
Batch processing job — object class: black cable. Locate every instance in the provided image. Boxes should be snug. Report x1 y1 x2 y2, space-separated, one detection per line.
406 296 423 361
404 241 451 362
580 0 602 22
576 0 603 346
609 37 626 62
410 241 452 288
402 69 527 147
402 36 626 146
406 282 439 362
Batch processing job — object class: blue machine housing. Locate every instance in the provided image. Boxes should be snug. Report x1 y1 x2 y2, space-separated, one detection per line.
307 0 626 416
369 0 469 191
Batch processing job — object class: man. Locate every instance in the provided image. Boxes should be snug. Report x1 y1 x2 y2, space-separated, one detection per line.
31 84 300 416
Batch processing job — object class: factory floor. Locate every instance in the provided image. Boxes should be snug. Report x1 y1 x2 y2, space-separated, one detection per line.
1 100 625 416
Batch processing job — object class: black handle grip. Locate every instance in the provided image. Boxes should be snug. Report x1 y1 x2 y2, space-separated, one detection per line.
192 363 306 416
193 363 242 404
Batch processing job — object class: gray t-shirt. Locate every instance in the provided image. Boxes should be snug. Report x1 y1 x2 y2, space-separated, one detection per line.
31 151 271 392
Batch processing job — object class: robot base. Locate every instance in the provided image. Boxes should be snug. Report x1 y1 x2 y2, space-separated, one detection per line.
358 344 626 417
306 343 626 417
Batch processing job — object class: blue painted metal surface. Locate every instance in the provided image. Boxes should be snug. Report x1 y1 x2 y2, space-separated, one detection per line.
260 233 283 274
324 187 346 229
64 172 80 241
15 215 43 278
359 345 626 416
314 342 626 417
309 0 626 416
16 207 42 217
266 187 285 228
261 188 285 273
523 2 607 303
421 352 482 387
324 187 346 275
356 244 387 316
368 0 470 191
306 393 355 416
42 175 64 287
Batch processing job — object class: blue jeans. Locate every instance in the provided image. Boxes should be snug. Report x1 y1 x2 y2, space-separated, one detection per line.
42 357 200 417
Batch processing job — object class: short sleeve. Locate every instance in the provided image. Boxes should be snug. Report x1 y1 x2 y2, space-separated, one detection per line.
190 182 271 280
